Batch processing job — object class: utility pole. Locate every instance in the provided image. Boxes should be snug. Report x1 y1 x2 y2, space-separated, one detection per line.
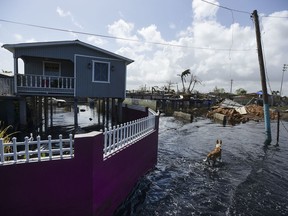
280 64 287 97
252 10 271 145
230 79 233 94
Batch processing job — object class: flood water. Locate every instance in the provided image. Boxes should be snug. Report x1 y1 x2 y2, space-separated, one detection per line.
115 116 288 216
48 106 288 215
42 104 103 138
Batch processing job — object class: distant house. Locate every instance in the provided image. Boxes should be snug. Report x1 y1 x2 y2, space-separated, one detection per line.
0 73 13 96
2 40 134 128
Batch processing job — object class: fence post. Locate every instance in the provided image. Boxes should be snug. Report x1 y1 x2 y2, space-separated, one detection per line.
119 124 123 148
129 121 133 142
108 127 112 154
69 134 73 157
24 136 29 162
48 135 52 159
37 135 41 161
116 126 119 149
59 134 63 159
104 128 108 156
13 137 17 162
112 126 116 151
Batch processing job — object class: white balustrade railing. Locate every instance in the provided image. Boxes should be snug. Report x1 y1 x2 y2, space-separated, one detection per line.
103 113 157 158
0 134 74 165
17 74 74 89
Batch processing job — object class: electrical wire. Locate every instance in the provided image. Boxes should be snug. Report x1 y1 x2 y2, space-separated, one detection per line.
200 0 288 19
280 119 288 134
200 0 250 14
0 18 255 52
262 15 288 19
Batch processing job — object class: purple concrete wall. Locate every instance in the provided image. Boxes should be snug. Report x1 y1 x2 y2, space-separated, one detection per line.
92 130 158 215
0 132 98 216
122 105 148 122
0 111 159 216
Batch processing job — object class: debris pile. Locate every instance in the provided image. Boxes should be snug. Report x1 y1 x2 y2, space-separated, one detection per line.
245 104 278 120
206 99 278 125
207 106 246 125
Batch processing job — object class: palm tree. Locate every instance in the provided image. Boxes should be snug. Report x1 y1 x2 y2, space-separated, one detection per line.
187 74 202 93
178 69 190 93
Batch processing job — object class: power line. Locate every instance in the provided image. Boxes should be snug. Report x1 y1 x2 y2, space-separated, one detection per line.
0 18 138 42
0 18 254 52
200 0 288 18
200 0 250 14
280 119 288 134
262 15 288 19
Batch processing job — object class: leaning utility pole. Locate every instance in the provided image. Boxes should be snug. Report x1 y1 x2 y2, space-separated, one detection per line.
252 10 271 145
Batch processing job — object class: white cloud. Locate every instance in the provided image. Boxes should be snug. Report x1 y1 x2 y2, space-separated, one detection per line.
56 6 83 29
56 7 71 17
87 36 107 46
192 0 219 21
14 34 23 41
138 25 165 44
13 34 37 43
107 19 138 43
110 1 288 96
26 38 37 43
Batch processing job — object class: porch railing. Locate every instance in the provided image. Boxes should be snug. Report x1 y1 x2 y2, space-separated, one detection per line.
103 110 158 158
0 134 74 165
17 74 74 89
0 77 14 96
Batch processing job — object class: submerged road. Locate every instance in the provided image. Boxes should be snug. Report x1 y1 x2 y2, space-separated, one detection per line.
116 116 288 215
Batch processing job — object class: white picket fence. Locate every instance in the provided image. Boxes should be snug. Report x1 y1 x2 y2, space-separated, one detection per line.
0 109 159 164
103 110 158 158
0 134 74 165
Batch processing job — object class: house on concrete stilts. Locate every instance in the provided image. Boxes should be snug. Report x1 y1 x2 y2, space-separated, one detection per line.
1 40 134 132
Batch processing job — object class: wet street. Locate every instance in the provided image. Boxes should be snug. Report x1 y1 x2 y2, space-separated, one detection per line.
116 116 288 216
47 106 288 215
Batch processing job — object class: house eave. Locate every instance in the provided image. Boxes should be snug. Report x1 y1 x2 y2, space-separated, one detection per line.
2 40 134 64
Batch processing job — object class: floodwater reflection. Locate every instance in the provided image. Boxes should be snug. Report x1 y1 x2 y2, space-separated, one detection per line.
115 116 288 216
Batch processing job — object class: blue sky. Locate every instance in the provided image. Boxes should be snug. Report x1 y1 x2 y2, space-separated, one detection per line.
1 0 288 95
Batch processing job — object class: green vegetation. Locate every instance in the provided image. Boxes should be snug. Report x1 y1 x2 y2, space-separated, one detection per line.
213 86 225 94
0 121 18 155
235 88 247 95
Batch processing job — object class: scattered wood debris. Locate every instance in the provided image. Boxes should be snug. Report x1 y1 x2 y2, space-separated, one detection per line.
207 100 278 125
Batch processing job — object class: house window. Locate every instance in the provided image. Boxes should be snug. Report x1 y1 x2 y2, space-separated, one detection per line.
43 62 61 77
92 61 110 83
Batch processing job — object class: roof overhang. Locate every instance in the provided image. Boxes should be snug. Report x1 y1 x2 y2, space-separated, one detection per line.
2 40 134 65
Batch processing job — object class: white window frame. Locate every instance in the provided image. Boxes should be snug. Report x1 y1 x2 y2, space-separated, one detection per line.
43 61 61 77
92 60 110 83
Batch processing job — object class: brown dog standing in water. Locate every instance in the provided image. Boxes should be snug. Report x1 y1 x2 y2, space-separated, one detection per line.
203 139 222 166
